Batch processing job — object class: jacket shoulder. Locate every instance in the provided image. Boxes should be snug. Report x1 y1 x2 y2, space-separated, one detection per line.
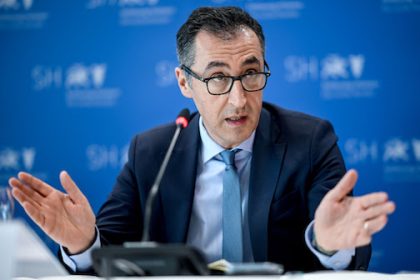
262 102 337 141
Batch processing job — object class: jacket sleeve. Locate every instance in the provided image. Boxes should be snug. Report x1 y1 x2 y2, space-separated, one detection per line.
96 135 144 246
307 119 371 271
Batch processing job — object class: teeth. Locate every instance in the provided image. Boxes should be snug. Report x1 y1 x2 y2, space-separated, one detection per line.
229 116 241 121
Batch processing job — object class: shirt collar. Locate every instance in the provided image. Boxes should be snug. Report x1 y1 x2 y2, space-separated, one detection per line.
199 116 255 164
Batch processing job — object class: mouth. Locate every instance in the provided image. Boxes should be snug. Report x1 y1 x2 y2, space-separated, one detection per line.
225 115 247 126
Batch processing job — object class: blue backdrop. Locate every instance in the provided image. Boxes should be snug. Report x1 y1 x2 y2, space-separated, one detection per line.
1 0 419 273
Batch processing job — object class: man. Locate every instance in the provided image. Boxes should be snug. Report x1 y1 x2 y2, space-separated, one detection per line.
9 6 395 273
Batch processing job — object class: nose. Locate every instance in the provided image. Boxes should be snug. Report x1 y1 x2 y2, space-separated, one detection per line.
228 80 247 108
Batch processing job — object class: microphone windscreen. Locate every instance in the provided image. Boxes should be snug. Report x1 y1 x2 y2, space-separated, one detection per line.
175 108 190 128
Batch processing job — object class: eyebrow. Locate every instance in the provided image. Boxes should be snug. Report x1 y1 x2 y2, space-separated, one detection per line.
204 61 229 72
241 56 261 67
203 56 262 73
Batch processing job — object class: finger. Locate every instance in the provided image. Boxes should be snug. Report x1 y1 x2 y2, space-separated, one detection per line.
11 187 42 212
60 171 85 203
9 177 44 206
9 177 27 191
18 172 54 197
327 169 358 202
363 201 396 220
364 215 389 236
360 192 389 209
22 200 45 228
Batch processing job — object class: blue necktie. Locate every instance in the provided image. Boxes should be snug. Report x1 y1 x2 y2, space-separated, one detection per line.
220 149 243 262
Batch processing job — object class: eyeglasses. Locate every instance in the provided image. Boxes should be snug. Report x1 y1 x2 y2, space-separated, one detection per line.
180 61 271 95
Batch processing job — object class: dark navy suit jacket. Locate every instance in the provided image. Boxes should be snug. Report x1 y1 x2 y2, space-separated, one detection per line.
94 102 371 272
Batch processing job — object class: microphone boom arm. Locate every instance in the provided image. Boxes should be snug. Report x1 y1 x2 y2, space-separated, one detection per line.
141 122 183 242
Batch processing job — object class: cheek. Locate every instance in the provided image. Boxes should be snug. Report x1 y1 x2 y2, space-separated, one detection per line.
204 95 226 111
191 93 208 113
248 94 263 111
194 95 225 121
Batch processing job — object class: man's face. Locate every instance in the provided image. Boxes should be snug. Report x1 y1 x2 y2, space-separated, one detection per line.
176 28 264 149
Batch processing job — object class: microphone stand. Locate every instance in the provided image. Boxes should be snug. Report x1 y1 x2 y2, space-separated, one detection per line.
91 109 209 277
141 121 183 243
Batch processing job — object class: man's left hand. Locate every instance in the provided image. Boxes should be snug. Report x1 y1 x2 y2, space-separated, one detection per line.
314 169 396 252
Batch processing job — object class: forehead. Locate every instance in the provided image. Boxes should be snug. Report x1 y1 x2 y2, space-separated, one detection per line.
192 28 264 70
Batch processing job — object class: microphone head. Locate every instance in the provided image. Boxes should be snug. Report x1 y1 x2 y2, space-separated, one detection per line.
175 108 190 128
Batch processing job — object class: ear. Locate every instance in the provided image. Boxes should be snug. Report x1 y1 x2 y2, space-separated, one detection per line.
175 67 193 98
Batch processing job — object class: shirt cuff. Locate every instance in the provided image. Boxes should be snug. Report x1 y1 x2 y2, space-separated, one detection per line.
305 221 355 270
60 227 101 272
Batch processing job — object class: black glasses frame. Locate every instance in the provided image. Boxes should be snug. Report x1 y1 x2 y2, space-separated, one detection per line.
180 61 271 95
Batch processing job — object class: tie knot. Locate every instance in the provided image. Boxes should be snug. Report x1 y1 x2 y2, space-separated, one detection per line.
220 149 239 167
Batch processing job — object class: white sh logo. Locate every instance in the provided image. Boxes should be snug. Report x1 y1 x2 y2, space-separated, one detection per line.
86 144 128 171
22 148 36 170
0 0 19 9
119 0 159 6
383 139 410 162
91 64 106 88
321 54 348 79
66 64 90 88
0 147 35 170
321 54 365 80
0 148 19 170
349 55 365 79
412 139 420 162
22 0 32 10
66 63 107 89
0 0 32 10
155 60 176 87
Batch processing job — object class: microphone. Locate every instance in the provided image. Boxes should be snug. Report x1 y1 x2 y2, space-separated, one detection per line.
175 108 190 128
92 109 209 277
141 108 190 242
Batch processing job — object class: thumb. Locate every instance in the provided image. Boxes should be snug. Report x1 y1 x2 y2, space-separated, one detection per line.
326 169 358 202
60 171 85 203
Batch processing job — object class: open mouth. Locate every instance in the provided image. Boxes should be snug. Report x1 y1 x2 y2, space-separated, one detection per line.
225 116 247 126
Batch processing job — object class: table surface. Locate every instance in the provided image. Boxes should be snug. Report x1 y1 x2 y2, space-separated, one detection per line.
13 271 420 280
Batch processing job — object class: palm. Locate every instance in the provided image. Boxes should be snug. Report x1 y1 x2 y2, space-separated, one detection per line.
315 194 368 250
314 170 395 251
42 191 94 248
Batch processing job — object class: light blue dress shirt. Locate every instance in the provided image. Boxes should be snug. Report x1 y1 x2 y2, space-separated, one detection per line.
62 116 354 271
186 117 255 263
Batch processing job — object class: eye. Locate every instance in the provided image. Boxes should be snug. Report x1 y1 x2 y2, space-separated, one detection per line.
210 74 228 82
244 68 258 75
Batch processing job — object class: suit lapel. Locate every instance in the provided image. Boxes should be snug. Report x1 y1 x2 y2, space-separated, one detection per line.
155 107 287 256
159 113 200 243
248 108 287 261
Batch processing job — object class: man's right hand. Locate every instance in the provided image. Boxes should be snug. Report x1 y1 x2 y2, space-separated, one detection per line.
9 171 96 254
